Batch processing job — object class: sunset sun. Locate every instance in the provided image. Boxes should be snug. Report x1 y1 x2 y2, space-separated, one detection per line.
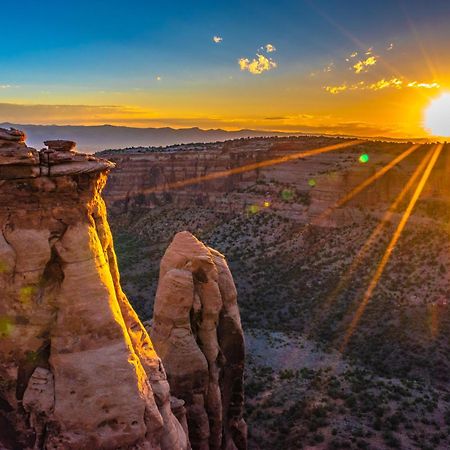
425 93 450 137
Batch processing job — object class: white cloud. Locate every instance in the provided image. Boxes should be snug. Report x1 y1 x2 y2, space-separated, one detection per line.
325 78 440 94
345 51 358 62
353 55 377 74
407 81 440 89
156 76 162 81
323 62 335 72
387 43 394 51
213 36 223 43
238 54 277 75
265 43 276 53
0 85 12 89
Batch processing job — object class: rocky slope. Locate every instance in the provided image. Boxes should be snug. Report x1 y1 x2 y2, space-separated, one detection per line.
150 232 246 450
103 137 449 449
0 128 189 449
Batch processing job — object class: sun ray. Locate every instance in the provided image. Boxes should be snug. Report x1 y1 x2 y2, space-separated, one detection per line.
304 146 432 337
324 150 433 307
305 1 414 84
307 146 434 334
129 139 363 197
306 1 440 103
401 2 438 80
310 143 423 226
339 143 444 352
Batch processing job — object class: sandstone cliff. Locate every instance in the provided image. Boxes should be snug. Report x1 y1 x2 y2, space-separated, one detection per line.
150 232 247 450
101 139 447 227
0 129 188 449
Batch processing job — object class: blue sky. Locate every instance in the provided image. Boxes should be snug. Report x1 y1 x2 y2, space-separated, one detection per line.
2 0 448 82
0 1 449 136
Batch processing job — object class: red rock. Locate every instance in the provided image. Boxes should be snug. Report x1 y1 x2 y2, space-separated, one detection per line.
0 129 188 449
151 231 247 450
44 140 77 152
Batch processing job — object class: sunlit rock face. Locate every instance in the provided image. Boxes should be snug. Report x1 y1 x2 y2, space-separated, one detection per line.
0 128 188 450
101 140 449 228
151 232 247 450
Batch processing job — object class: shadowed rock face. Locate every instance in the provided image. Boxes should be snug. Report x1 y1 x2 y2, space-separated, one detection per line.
151 232 247 450
0 128 188 449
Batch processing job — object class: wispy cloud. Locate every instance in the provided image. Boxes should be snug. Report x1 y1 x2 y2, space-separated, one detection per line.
213 35 223 43
238 54 277 75
0 102 158 125
0 85 12 89
407 81 440 89
265 43 276 53
369 78 403 90
353 55 377 74
325 78 440 94
324 62 335 72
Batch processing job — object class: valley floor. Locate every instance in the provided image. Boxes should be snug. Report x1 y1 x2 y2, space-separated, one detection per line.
110 203 450 450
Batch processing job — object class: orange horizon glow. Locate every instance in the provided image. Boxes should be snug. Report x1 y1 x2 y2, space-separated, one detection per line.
0 99 449 141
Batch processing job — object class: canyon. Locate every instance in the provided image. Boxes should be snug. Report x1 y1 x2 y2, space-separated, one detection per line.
100 137 449 227
100 137 450 449
0 128 247 450
1 127 449 449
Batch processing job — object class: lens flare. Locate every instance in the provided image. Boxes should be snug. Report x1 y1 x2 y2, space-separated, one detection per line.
425 93 450 136
0 316 14 338
313 144 421 223
359 153 369 163
281 189 294 201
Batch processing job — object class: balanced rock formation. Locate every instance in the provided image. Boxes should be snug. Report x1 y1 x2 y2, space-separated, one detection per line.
0 128 188 449
150 232 247 450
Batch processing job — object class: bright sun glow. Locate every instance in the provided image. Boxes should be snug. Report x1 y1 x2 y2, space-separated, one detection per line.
425 93 450 136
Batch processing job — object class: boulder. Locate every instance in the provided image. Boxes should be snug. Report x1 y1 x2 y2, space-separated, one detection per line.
44 140 77 152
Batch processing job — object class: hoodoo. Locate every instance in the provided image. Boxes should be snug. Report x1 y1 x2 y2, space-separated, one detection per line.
151 231 247 450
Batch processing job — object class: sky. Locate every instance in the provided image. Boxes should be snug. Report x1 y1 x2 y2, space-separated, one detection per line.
1 0 449 138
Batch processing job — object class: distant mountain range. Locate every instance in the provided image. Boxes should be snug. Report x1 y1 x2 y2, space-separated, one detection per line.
0 123 308 153
0 123 431 153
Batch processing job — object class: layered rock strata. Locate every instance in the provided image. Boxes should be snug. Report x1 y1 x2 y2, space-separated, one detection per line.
151 232 247 450
101 141 448 227
0 128 188 449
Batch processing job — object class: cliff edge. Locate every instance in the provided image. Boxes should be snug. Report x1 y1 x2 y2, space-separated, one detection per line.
0 128 188 449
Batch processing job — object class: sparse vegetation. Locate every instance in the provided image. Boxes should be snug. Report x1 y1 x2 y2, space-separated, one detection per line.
108 137 449 449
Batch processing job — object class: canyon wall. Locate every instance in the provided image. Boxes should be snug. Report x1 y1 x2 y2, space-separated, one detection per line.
0 129 188 449
150 232 247 450
101 139 444 226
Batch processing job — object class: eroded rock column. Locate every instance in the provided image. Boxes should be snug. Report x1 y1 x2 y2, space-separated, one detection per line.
151 231 247 450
